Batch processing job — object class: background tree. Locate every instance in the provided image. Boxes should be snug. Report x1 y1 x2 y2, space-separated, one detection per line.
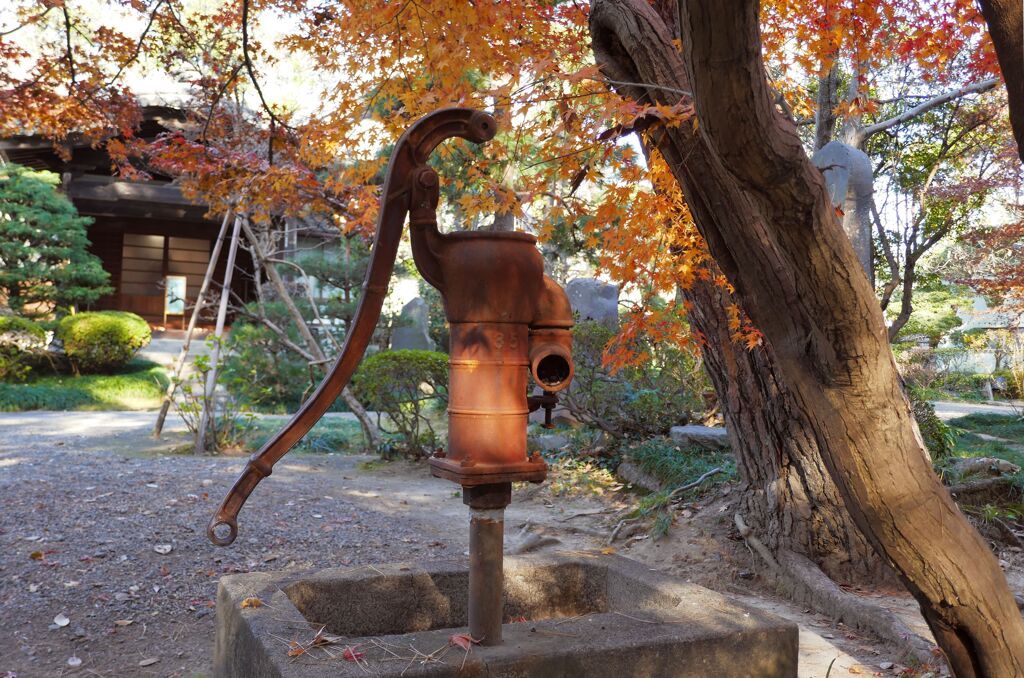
0 163 111 317
589 0 1024 673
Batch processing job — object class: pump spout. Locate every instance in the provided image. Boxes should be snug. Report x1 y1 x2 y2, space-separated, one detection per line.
207 109 496 546
528 275 575 392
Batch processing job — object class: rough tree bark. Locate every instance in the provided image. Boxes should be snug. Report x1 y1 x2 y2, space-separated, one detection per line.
589 1 1024 675
643 0 886 588
978 0 1024 161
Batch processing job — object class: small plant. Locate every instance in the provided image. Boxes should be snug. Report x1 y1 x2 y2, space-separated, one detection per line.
57 311 151 374
222 318 317 412
174 342 256 453
0 316 47 382
616 437 736 541
562 320 708 438
908 388 960 460
352 349 448 458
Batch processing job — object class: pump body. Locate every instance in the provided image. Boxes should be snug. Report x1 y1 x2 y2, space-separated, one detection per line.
207 107 573 544
411 228 573 486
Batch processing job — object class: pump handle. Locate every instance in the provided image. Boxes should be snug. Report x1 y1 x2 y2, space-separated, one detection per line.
208 108 497 546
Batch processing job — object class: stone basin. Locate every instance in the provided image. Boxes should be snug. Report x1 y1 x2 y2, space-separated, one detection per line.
215 552 797 677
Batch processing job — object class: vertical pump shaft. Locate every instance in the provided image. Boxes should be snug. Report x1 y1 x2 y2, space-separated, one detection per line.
464 482 511 645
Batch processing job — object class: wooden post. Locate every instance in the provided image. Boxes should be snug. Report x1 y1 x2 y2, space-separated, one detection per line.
152 210 232 437
195 214 243 453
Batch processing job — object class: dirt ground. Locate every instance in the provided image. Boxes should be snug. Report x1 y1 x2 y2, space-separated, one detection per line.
2 411 1007 677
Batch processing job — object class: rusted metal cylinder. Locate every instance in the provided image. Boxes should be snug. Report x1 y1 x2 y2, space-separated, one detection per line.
448 322 529 467
468 507 505 645
465 483 509 646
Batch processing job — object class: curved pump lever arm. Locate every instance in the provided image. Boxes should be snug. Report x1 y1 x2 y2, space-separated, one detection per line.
208 108 497 546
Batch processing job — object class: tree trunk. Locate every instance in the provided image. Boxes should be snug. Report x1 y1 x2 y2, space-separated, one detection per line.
628 0 884 587
683 275 883 583
589 1 1024 675
978 0 1024 161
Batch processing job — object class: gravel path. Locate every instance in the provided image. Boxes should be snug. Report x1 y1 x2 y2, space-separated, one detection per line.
0 411 937 678
0 412 462 677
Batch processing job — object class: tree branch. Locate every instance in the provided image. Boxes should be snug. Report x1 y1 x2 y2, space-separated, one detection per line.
201 62 245 142
100 0 165 91
860 78 999 140
241 0 292 137
0 7 52 37
872 202 901 312
62 6 76 86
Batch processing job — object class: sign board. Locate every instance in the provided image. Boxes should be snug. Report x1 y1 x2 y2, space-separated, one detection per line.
164 275 187 316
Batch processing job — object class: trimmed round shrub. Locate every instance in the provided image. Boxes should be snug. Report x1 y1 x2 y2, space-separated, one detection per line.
0 316 47 382
58 311 151 374
352 349 448 457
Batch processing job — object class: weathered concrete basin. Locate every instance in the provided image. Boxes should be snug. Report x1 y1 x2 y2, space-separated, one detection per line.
215 552 797 677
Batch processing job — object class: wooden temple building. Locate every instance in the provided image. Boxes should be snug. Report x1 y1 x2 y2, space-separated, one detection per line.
0 106 253 325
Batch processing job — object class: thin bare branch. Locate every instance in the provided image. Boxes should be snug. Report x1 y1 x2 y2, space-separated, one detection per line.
0 7 52 36
62 6 76 86
861 78 999 139
99 0 165 91
241 0 292 137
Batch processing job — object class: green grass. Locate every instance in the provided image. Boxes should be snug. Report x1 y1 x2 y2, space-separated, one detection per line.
629 436 737 496
949 413 1024 445
622 437 737 540
0 359 170 411
243 416 366 454
945 413 1024 491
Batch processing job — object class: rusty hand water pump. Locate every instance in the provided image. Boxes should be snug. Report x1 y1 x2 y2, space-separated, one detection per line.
207 108 574 646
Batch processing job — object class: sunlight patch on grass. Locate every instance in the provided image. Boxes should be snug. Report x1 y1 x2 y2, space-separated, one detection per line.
0 360 170 411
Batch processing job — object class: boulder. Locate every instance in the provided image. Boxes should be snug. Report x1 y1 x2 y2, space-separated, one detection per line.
670 425 730 451
565 278 619 328
530 432 570 452
389 297 435 351
615 461 663 492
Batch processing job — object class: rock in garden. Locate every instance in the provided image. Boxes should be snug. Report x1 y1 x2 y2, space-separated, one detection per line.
615 461 663 492
565 278 619 328
530 433 570 452
669 425 730 451
389 297 435 351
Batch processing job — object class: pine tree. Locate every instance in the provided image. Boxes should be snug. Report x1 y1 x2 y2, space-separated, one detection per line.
0 163 112 317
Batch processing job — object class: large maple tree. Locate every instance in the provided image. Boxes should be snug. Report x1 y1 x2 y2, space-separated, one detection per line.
3 0 1022 672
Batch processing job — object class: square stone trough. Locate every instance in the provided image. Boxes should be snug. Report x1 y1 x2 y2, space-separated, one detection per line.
215 552 797 677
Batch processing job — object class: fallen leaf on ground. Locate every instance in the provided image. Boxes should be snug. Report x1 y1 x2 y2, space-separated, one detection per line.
342 646 365 662
114 619 134 626
53 613 70 627
240 597 262 609
287 641 306 657
138 657 159 667
448 633 481 651
600 547 616 555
